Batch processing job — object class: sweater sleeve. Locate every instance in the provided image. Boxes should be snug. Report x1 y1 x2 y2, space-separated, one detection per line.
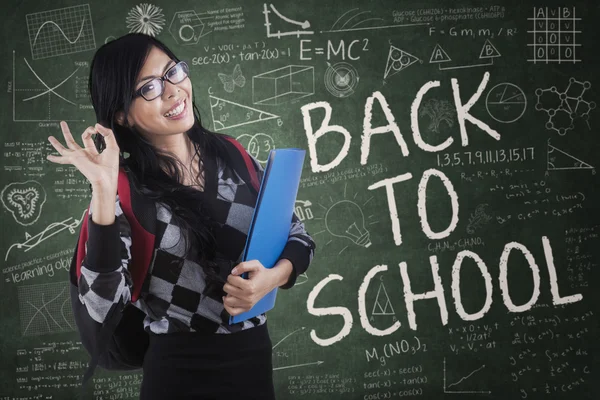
245 150 317 289
77 195 134 323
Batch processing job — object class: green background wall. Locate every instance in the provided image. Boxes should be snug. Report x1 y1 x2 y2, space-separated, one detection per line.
1 0 598 398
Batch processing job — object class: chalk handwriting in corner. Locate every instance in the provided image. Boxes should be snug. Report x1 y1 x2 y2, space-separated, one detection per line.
322 8 429 34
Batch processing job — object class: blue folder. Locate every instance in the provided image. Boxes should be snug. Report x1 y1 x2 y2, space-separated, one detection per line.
229 148 306 324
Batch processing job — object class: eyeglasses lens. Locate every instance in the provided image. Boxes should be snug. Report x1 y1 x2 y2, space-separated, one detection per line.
167 63 188 83
141 80 162 100
140 62 189 101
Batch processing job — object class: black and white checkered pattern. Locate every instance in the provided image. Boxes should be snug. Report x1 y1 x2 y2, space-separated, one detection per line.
78 151 315 335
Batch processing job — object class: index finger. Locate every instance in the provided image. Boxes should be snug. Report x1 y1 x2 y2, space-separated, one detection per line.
94 123 118 148
226 275 250 291
60 121 72 136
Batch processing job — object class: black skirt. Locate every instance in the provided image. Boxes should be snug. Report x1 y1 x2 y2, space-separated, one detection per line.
140 322 275 400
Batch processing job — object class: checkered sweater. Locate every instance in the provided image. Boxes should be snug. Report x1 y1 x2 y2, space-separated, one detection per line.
77 151 315 334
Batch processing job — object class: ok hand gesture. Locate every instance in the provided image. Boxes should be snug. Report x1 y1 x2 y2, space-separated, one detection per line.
47 121 121 191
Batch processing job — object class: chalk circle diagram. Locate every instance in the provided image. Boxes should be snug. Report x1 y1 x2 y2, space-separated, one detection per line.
325 61 359 98
169 10 213 45
383 45 420 80
19 282 75 336
235 133 275 163
1 181 47 226
105 35 117 44
26 4 96 60
127 3 165 37
485 83 527 123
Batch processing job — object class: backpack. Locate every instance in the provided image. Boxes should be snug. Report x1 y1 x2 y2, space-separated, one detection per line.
69 135 261 391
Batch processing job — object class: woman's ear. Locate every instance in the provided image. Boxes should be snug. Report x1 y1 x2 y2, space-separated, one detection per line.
115 111 127 127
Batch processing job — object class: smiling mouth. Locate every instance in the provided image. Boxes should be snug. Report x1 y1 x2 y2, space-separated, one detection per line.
164 99 187 118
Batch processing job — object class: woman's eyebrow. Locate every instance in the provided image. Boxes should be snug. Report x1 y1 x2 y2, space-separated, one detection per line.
137 60 175 84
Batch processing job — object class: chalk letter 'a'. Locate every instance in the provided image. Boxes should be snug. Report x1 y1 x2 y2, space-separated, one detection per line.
362 91 409 165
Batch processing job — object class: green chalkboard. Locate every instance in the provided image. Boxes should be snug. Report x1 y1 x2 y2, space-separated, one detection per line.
1 0 598 399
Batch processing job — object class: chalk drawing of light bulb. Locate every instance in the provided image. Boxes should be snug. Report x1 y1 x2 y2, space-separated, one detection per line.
325 200 371 248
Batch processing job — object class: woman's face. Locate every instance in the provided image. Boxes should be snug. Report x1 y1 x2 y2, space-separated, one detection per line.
123 46 195 138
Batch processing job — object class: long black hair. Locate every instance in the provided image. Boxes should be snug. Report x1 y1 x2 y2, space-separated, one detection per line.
88 33 233 289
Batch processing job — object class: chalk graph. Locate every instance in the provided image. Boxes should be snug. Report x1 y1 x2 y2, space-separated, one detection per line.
26 5 96 60
19 283 75 336
12 51 83 122
443 357 491 394
272 326 324 371
263 3 313 39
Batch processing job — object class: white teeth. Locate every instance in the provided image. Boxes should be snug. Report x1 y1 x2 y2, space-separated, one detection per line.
164 100 185 118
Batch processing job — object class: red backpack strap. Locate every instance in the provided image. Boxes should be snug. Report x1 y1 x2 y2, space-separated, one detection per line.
74 168 155 303
223 136 260 192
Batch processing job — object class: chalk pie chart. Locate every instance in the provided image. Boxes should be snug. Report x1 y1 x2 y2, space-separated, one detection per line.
485 83 527 123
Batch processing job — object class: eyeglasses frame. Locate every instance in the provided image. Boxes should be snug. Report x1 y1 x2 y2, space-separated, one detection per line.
133 61 189 101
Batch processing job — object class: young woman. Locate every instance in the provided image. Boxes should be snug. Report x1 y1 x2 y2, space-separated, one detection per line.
47 33 316 399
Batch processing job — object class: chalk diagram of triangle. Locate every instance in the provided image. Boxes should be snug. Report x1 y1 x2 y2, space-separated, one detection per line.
547 139 594 171
429 43 452 63
429 40 500 70
479 39 501 59
371 281 395 317
210 95 279 130
383 45 419 80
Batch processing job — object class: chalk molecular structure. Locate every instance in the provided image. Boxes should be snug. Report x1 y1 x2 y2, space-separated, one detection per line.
534 78 596 136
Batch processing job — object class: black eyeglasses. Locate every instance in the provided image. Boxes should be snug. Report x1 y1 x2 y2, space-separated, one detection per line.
134 61 189 101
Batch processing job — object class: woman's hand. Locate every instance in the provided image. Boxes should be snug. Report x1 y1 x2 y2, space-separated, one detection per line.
47 121 121 191
222 260 277 317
